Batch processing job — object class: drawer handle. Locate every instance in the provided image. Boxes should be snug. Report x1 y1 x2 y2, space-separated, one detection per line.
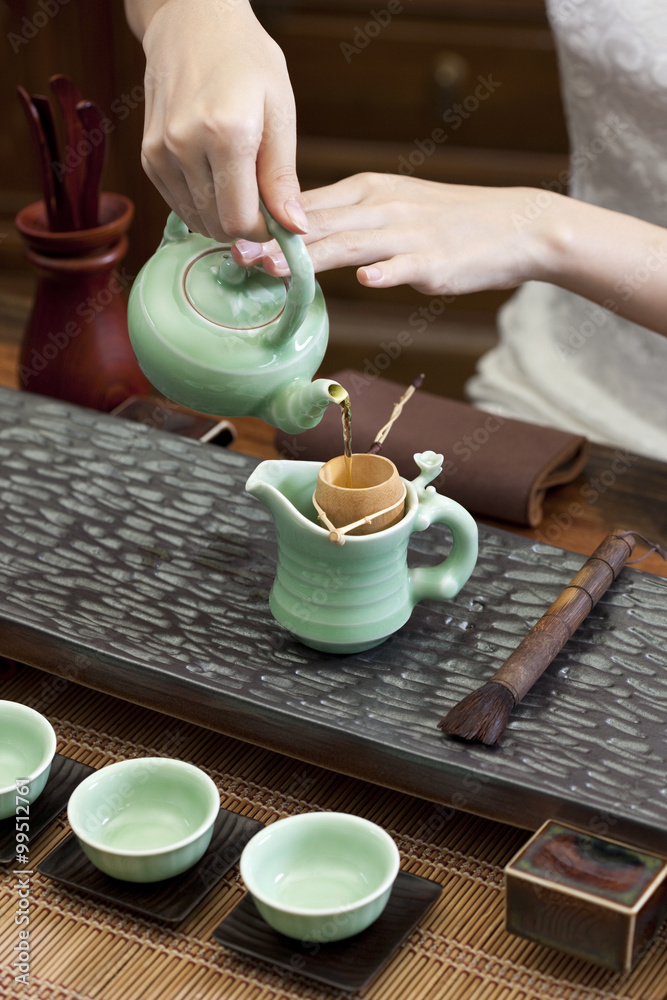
433 50 470 108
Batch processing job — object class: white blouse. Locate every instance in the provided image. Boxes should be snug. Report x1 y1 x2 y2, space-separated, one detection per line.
467 0 667 461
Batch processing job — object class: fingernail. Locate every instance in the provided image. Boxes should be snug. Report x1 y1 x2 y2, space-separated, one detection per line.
267 251 288 271
361 267 383 283
233 240 262 262
284 198 309 234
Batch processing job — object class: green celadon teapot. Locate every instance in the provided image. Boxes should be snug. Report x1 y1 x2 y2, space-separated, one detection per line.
127 204 346 433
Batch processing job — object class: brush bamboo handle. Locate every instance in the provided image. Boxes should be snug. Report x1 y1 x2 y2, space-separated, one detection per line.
491 530 636 703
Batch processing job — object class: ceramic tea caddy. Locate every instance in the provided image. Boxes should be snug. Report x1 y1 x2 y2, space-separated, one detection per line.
246 451 478 653
127 205 346 433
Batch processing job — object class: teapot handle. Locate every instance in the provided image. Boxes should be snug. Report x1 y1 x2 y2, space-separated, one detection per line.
257 198 315 348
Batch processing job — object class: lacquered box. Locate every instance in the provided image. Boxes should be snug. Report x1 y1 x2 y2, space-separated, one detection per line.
505 820 667 973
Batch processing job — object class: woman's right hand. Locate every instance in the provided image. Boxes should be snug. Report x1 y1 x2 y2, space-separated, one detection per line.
125 0 309 242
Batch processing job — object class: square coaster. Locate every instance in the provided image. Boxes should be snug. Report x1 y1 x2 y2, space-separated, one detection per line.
38 808 264 923
0 754 94 864
212 870 442 991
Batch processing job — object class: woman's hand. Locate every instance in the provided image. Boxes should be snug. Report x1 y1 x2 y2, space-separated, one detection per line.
125 0 308 242
233 171 667 338
232 172 562 294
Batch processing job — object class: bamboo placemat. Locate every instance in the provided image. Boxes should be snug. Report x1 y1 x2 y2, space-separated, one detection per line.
1 661 666 1000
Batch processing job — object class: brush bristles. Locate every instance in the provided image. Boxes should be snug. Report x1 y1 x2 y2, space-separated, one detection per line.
438 682 516 746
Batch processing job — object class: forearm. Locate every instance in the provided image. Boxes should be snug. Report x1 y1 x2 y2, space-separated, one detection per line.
538 195 667 337
124 0 255 39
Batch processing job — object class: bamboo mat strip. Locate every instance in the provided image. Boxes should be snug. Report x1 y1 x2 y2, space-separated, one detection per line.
1 663 666 1000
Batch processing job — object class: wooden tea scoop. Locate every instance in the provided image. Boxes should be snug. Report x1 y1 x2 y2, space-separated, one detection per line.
32 93 75 231
49 74 85 229
439 529 641 745
76 100 107 228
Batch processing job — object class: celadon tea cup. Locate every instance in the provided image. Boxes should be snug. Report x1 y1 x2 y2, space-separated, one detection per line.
0 701 57 819
67 757 220 882
240 812 400 942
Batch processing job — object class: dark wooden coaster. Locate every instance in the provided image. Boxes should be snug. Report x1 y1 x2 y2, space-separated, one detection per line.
0 754 94 864
38 808 264 923
212 870 442 991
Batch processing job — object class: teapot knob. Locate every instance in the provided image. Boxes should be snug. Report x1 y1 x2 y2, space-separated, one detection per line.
216 256 247 286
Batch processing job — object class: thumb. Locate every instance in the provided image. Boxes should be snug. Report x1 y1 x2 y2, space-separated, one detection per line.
357 254 447 295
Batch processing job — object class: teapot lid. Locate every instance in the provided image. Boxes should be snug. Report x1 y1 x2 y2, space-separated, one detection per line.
185 249 286 330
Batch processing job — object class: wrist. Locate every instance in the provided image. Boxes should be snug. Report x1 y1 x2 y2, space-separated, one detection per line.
128 0 255 41
522 189 577 285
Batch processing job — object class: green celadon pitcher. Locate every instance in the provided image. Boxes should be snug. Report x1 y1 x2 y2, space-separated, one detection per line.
246 451 479 653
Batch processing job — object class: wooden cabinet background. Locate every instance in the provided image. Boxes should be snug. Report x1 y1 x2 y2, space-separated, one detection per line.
1 0 569 398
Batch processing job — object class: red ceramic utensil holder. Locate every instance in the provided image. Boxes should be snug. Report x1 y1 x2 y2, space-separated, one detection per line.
15 192 151 412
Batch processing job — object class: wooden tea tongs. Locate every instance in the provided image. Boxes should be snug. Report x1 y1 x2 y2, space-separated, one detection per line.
439 529 666 746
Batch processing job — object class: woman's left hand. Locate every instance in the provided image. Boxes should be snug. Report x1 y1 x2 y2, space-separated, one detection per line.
231 172 563 296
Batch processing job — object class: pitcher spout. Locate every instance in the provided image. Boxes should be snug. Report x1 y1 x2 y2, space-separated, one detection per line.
245 459 324 531
266 378 348 435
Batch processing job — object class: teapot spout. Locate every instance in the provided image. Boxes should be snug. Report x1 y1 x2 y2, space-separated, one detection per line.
267 378 348 435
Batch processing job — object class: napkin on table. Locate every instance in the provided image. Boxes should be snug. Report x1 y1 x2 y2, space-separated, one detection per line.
274 369 589 527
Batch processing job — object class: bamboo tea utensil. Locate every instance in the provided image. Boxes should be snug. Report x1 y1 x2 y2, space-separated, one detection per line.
32 93 74 231
368 373 424 455
16 85 58 230
76 100 106 228
49 74 85 229
439 529 639 745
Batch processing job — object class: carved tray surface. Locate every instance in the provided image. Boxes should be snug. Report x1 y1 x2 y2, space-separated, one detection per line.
1 388 666 852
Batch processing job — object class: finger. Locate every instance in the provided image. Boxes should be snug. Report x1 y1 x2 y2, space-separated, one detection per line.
256 97 306 235
232 238 280 266
259 250 289 277
301 174 373 213
357 253 448 295
141 148 212 237
301 203 404 251
208 140 270 241
304 226 406 273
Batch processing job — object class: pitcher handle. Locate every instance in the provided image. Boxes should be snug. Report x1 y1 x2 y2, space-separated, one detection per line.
408 493 479 605
257 198 315 349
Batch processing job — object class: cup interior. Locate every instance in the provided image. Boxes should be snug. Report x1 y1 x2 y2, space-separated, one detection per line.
320 453 396 491
0 702 56 792
68 759 219 854
242 813 399 913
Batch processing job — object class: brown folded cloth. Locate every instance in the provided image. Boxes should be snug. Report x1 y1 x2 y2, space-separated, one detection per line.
275 370 589 527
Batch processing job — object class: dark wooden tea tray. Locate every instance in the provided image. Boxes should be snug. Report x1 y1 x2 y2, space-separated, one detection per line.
0 387 666 854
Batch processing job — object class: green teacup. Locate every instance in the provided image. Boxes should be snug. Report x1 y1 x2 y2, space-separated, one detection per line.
67 758 220 882
240 812 400 942
0 700 57 820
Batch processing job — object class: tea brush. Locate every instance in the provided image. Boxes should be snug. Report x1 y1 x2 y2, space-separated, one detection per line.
438 529 650 746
